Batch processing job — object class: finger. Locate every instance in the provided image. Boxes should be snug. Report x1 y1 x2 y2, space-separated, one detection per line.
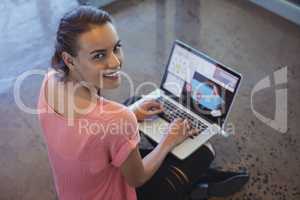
188 128 199 139
186 120 191 130
170 118 183 130
140 100 155 107
145 104 163 113
150 103 164 111
183 119 190 131
179 119 187 136
151 100 162 106
146 108 164 115
194 129 202 136
173 118 183 123
190 128 200 136
158 103 164 110
145 100 162 107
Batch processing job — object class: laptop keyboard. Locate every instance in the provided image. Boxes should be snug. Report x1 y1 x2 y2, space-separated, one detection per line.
156 96 208 134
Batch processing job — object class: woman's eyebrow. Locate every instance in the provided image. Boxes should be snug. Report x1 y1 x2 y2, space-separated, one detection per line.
90 49 106 55
89 40 121 55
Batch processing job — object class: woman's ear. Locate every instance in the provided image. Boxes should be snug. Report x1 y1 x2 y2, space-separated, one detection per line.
62 51 75 71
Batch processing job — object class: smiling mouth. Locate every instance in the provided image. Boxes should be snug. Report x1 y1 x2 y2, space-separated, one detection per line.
103 70 121 80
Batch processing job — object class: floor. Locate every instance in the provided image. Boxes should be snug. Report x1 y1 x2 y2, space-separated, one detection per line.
0 0 299 199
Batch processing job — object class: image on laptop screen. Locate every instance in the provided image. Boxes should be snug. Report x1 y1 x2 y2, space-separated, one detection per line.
162 43 240 126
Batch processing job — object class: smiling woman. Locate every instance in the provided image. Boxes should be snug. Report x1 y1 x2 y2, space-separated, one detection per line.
38 5 247 200
37 5 182 200
52 6 123 90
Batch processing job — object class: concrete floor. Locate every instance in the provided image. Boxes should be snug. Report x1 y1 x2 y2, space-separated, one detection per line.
0 0 299 199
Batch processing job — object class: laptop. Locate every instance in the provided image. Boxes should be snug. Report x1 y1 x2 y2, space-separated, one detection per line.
129 40 242 160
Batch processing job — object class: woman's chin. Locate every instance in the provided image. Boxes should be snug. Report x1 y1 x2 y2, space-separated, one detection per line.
101 78 121 89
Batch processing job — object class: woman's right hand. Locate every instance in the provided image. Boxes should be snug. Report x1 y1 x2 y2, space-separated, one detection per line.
161 118 199 151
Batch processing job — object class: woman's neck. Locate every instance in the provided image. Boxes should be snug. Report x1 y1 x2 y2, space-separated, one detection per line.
65 75 100 103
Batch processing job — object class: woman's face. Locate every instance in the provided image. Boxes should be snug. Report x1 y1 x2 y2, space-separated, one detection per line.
71 22 123 90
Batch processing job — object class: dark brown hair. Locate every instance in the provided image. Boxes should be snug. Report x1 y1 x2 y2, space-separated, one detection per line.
51 6 112 78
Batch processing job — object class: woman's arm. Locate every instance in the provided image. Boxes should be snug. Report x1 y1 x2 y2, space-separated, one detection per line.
120 139 170 187
120 119 198 187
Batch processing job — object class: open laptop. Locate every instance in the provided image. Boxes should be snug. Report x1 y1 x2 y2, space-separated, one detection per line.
129 40 242 160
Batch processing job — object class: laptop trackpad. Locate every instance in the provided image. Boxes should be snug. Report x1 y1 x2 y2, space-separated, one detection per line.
139 117 169 144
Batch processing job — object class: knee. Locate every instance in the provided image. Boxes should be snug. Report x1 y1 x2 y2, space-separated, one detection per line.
203 141 216 160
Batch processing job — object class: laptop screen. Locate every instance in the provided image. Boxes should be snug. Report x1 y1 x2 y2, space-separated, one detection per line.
161 41 241 127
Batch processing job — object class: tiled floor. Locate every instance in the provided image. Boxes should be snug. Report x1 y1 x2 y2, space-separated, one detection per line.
0 0 299 199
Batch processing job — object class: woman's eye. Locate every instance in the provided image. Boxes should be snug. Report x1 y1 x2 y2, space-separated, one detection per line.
94 53 105 60
114 44 122 53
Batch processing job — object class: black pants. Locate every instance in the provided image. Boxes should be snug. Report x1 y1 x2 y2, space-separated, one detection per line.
123 96 215 200
136 141 214 200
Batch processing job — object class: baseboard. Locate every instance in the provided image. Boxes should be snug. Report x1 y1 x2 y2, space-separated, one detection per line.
249 0 300 26
78 0 117 8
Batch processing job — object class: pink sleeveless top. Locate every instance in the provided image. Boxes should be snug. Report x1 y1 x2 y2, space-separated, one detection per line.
37 72 140 200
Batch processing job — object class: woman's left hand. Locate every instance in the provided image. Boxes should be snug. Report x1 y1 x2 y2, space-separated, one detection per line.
133 99 164 122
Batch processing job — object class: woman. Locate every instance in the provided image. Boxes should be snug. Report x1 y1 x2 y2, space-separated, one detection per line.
38 6 248 200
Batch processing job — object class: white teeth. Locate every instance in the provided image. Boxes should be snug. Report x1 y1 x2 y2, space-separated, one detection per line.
103 71 120 77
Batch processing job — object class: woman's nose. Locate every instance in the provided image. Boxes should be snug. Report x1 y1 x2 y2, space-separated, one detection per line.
107 53 121 68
